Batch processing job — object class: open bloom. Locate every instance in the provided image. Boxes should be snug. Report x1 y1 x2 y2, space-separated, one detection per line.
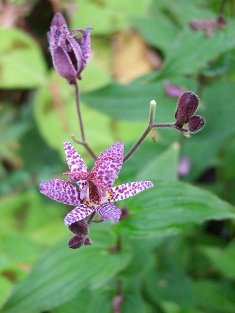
48 12 91 83
39 141 153 226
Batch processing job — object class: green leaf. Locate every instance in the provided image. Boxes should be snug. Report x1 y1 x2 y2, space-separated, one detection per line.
118 181 235 238
201 241 235 279
137 142 180 181
0 28 46 88
53 287 112 313
192 280 235 313
160 20 235 77
145 270 193 309
82 81 175 121
71 0 150 35
219 136 235 180
0 226 131 313
121 277 150 313
133 12 179 52
160 0 215 28
0 277 13 310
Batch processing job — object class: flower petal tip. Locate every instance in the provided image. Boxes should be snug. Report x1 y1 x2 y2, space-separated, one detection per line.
148 181 154 188
51 12 67 27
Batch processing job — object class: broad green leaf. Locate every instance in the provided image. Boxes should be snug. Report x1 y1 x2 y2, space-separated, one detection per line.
0 277 13 310
71 0 150 35
143 237 194 309
55 276 150 313
121 277 150 313
54 287 112 313
160 0 215 27
82 81 175 121
219 136 235 180
133 12 179 52
0 191 63 236
162 303 204 313
137 142 180 181
0 28 46 88
192 280 235 313
0 226 131 313
201 241 235 279
160 20 235 77
145 270 193 309
117 181 235 238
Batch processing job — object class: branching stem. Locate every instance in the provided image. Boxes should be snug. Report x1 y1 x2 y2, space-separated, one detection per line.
123 101 189 163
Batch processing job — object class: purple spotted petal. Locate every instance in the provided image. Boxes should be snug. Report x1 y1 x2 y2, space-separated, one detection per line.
64 141 88 173
39 179 80 205
110 181 154 202
64 204 94 226
96 203 121 223
52 46 77 82
92 141 124 188
80 27 92 69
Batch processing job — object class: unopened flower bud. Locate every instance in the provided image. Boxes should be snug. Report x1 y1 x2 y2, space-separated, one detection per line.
68 220 88 236
188 115 205 133
120 207 129 220
68 235 85 249
216 15 227 29
84 237 92 245
175 92 199 128
48 12 92 84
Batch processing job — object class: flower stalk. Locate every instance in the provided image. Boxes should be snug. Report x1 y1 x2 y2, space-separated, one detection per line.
72 81 97 160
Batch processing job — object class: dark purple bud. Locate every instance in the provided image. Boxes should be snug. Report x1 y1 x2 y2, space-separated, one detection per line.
120 207 129 220
175 92 200 128
164 82 185 98
216 15 227 29
188 115 205 134
68 235 85 249
84 237 92 245
68 220 88 236
48 13 92 83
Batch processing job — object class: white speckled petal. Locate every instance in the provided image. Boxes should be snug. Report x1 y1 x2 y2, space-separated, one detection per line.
96 203 121 223
64 141 88 173
39 179 80 205
110 181 154 202
64 204 94 226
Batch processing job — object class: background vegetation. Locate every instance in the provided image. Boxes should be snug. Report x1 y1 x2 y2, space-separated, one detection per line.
1 0 235 312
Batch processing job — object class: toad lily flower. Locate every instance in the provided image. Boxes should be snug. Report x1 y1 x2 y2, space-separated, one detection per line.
48 12 92 83
39 141 153 226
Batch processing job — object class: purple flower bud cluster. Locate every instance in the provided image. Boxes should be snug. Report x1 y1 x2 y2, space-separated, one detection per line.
175 92 205 134
68 220 92 249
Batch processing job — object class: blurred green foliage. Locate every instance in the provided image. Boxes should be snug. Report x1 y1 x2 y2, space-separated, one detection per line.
1 0 235 312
